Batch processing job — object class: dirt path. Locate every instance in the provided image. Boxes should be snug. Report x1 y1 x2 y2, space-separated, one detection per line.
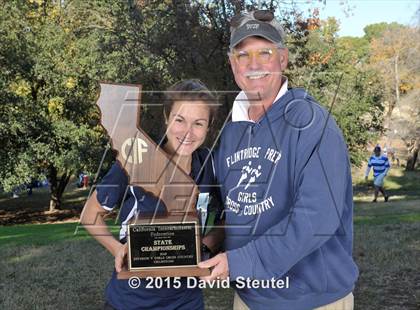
0 207 83 225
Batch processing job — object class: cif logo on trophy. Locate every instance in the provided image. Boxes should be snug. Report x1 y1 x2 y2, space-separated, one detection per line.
96 82 210 278
121 138 148 164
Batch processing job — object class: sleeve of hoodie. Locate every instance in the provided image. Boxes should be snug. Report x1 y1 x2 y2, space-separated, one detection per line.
96 161 129 211
226 99 352 280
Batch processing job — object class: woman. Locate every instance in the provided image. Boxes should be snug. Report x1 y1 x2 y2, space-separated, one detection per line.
81 80 222 310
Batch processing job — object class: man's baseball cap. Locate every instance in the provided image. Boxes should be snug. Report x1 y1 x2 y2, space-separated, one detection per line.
230 19 285 49
374 146 381 152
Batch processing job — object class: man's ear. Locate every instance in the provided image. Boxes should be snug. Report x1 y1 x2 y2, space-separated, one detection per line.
280 48 289 71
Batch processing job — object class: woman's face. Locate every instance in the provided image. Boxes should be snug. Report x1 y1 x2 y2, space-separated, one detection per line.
165 100 210 156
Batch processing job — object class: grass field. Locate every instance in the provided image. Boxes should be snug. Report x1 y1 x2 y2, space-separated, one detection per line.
0 167 419 309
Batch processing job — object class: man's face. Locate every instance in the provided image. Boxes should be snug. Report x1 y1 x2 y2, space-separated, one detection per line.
229 36 288 103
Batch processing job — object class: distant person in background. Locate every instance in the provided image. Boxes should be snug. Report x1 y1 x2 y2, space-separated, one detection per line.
26 180 34 196
365 145 390 202
77 173 84 188
387 146 400 166
11 187 19 198
82 174 89 188
77 172 89 188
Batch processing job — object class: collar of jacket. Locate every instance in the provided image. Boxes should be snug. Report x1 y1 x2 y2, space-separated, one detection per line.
231 77 289 123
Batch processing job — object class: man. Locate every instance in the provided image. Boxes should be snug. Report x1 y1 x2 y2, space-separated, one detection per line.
365 145 390 202
199 10 358 310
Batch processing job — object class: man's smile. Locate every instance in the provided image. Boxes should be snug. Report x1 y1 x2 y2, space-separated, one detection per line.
246 71 270 80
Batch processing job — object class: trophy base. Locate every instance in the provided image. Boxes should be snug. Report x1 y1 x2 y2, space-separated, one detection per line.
117 266 210 279
126 213 209 278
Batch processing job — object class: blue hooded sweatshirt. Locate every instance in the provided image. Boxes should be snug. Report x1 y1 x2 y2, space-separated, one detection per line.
215 88 359 310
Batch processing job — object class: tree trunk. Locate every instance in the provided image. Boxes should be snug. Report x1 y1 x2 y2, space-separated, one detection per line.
48 166 72 212
394 54 400 108
406 145 419 171
49 193 61 213
388 54 400 119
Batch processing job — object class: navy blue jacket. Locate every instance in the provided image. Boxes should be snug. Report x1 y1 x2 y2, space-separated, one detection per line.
216 89 359 310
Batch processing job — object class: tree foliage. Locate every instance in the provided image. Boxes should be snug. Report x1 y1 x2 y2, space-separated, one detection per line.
369 22 420 170
286 16 384 165
368 23 418 117
0 0 137 210
363 22 404 42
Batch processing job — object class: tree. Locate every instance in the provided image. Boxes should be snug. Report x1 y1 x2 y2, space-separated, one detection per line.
0 0 146 211
368 24 417 119
363 22 404 43
367 22 420 170
286 16 384 165
383 29 420 170
389 89 420 170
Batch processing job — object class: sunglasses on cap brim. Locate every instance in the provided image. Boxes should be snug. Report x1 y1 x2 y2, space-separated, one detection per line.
230 10 275 27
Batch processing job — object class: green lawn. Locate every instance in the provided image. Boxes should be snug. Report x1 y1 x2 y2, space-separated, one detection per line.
354 199 420 225
1 202 419 309
0 221 234 310
0 220 120 247
1 167 419 309
352 201 420 309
